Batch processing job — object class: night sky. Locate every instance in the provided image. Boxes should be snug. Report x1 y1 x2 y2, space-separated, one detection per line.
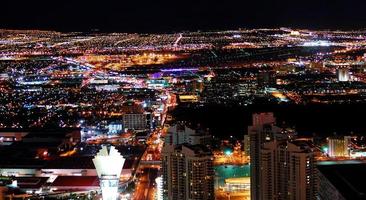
1 0 366 32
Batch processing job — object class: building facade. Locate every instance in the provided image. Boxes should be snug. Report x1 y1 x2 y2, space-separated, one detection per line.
260 140 318 200
122 113 150 131
165 123 212 146
249 113 282 200
162 144 214 200
327 136 351 158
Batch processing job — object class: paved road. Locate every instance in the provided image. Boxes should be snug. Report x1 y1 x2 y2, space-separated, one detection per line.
133 168 158 200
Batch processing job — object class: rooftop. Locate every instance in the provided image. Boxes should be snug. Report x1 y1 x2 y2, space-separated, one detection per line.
51 176 99 187
14 177 49 189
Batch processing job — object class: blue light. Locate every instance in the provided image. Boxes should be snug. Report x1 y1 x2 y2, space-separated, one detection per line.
225 150 233 156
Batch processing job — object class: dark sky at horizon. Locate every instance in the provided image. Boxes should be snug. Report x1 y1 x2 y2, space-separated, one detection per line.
1 0 366 33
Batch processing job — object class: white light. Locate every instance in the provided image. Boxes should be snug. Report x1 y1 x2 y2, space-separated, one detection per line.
155 176 163 200
302 40 331 47
93 145 125 200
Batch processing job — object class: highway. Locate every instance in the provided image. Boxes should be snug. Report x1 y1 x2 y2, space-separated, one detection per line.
133 167 158 200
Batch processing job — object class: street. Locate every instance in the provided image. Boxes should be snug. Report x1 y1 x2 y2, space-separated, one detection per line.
133 167 158 200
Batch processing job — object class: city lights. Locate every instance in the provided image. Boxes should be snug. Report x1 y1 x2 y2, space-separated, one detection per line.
1 27 366 200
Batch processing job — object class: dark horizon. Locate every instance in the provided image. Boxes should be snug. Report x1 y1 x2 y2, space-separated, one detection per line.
2 0 366 33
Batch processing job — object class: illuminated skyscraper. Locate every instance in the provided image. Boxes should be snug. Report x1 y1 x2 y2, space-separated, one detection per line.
249 113 282 200
260 140 318 200
162 144 214 200
93 145 125 200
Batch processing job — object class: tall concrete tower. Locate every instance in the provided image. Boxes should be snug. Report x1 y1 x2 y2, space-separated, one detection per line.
162 144 214 200
248 113 282 200
93 145 125 200
260 140 318 200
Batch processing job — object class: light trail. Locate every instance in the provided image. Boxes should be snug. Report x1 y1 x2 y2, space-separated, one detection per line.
173 33 183 47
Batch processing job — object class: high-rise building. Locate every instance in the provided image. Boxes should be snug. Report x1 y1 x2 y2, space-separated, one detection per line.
260 140 318 200
155 176 163 200
162 144 214 200
248 113 282 200
244 134 250 156
327 136 351 158
93 145 125 200
165 123 212 146
337 68 350 82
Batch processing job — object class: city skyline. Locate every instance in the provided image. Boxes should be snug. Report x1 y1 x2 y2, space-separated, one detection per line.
2 2 366 198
